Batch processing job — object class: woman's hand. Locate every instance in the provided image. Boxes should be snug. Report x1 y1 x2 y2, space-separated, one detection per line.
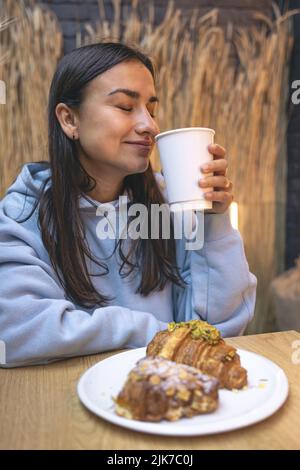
199 143 233 214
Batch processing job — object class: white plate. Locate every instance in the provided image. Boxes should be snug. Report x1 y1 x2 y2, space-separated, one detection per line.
77 347 289 436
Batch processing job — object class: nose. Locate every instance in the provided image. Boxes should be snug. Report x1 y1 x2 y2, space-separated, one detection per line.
135 110 160 140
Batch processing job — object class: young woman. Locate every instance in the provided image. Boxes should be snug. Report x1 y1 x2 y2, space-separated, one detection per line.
0 42 257 367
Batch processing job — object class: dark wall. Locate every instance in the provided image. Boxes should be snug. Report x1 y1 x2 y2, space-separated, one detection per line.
42 0 300 269
42 0 274 54
284 0 300 268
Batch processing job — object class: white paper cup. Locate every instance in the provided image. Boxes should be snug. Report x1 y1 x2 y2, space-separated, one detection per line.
154 127 215 211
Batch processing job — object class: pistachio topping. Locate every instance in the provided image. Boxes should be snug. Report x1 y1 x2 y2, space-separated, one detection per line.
167 320 221 345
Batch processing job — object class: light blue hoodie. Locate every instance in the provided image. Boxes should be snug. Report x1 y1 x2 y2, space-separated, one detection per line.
0 163 257 367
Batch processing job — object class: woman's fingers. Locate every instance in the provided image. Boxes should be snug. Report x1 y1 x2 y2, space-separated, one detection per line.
201 158 227 175
204 190 234 203
200 143 233 213
208 143 226 157
199 175 232 190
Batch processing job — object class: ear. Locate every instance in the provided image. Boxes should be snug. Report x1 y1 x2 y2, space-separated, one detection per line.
55 103 79 140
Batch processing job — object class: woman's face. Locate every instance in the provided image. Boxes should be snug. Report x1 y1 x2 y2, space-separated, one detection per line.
73 60 160 177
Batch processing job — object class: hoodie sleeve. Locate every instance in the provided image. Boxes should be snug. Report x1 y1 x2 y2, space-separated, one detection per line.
0 216 168 368
172 210 257 337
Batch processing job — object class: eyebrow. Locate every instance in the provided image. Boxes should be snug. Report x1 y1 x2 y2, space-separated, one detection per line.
107 88 159 103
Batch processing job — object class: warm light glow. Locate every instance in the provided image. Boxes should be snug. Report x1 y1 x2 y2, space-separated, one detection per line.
230 202 238 230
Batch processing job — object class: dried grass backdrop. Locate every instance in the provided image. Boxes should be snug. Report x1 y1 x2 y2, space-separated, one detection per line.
0 15 14 64
79 0 294 334
0 0 62 195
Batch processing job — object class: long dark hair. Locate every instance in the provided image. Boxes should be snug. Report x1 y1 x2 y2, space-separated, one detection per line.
18 41 186 308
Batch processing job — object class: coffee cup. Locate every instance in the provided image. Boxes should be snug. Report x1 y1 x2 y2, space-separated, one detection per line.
154 127 215 211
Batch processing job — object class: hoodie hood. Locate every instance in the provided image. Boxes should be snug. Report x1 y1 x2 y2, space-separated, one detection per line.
1 163 50 221
2 162 129 217
6 162 51 200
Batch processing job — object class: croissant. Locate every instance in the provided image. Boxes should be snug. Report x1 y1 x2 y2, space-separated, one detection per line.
146 320 247 390
115 356 219 422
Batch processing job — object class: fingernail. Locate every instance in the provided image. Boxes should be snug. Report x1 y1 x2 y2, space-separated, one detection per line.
201 164 210 171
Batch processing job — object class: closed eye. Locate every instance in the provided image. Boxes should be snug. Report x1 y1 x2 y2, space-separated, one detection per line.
117 106 156 118
117 106 133 112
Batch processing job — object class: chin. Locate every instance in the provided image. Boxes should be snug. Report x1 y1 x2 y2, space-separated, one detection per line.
127 158 150 175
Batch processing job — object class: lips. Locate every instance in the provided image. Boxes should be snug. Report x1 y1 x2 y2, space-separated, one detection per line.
124 142 153 155
124 141 153 147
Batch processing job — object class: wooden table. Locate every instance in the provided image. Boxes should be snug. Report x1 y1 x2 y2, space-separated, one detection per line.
0 330 299 450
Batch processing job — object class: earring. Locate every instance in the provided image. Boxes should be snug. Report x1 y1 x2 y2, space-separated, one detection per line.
72 134 76 140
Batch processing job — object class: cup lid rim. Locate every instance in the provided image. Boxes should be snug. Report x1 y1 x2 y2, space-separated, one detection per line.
154 127 215 141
